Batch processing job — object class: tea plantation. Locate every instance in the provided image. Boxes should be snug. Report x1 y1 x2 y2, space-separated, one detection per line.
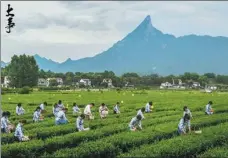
1 90 228 158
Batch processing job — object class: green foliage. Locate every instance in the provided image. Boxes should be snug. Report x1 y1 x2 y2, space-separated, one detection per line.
18 86 32 94
1 90 228 158
6 54 39 88
120 123 228 158
48 79 58 87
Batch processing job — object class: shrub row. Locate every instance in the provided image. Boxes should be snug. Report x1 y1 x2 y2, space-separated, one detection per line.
119 123 228 158
198 143 228 158
1 110 187 156
46 113 228 158
2 108 183 144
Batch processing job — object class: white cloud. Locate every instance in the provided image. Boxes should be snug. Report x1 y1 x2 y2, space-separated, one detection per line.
1 1 228 62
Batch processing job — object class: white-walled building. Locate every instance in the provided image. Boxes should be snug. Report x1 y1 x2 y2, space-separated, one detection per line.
46 78 63 87
79 79 91 86
102 78 113 87
38 78 48 87
192 82 200 88
2 76 10 88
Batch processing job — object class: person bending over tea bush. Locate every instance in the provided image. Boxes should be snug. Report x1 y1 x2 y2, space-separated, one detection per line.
137 107 145 119
183 106 193 119
55 108 68 125
178 114 191 135
205 101 214 115
16 103 25 115
14 120 30 142
129 115 143 131
99 103 109 119
84 103 95 120
145 101 153 113
76 114 90 132
113 102 120 114
33 107 42 122
73 103 81 116
1 111 14 133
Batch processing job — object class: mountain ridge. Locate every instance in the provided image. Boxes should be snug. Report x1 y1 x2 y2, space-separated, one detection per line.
2 15 228 75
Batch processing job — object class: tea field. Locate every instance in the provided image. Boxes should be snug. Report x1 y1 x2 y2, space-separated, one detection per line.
1 90 228 158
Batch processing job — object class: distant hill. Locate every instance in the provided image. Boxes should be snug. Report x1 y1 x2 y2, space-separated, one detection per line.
1 61 8 68
2 15 228 75
33 54 60 71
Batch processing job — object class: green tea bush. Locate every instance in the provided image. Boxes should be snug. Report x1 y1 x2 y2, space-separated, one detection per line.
120 123 228 158
198 144 228 158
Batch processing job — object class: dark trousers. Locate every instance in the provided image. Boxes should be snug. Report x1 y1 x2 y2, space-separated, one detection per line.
1 128 6 133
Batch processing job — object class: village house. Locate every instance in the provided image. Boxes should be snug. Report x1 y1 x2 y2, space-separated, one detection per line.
37 78 48 87
56 78 63 85
46 78 63 87
192 82 201 88
1 76 10 88
102 78 113 88
160 82 172 89
125 82 134 88
79 79 91 86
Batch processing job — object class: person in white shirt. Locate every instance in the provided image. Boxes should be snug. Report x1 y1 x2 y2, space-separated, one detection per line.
129 115 143 131
53 103 59 117
76 114 90 132
40 102 47 113
16 103 25 115
73 103 81 115
84 103 95 120
4 111 15 133
137 107 145 119
33 107 42 122
145 101 153 113
55 108 68 125
14 120 29 142
99 103 109 119
58 100 64 109
183 106 193 118
1 112 9 133
178 114 191 135
113 102 120 114
205 101 213 115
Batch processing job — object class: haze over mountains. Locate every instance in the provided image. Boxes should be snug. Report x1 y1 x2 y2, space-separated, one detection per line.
2 15 228 75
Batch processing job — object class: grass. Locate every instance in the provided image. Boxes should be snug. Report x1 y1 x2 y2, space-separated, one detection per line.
1 90 228 158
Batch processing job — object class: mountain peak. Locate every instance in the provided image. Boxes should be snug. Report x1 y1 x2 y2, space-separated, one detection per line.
34 54 41 58
143 15 152 25
64 58 73 63
129 15 163 37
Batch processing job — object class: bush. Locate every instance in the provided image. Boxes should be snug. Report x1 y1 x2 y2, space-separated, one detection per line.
1 88 18 94
38 87 71 91
18 86 32 94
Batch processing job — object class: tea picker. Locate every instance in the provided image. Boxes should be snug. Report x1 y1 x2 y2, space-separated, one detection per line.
84 103 95 120
137 107 145 119
76 114 90 132
113 102 120 114
129 115 143 131
145 101 153 113
177 114 191 135
205 101 214 115
14 120 30 142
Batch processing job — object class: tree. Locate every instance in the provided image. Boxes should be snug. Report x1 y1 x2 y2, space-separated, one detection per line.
65 72 74 85
204 73 216 79
6 54 39 88
38 69 47 78
1 68 8 76
198 75 208 87
49 79 58 87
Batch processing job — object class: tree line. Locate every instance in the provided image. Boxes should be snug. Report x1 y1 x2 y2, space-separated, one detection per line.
2 54 228 88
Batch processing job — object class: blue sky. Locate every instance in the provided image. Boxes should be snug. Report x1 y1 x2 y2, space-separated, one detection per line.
1 1 228 63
